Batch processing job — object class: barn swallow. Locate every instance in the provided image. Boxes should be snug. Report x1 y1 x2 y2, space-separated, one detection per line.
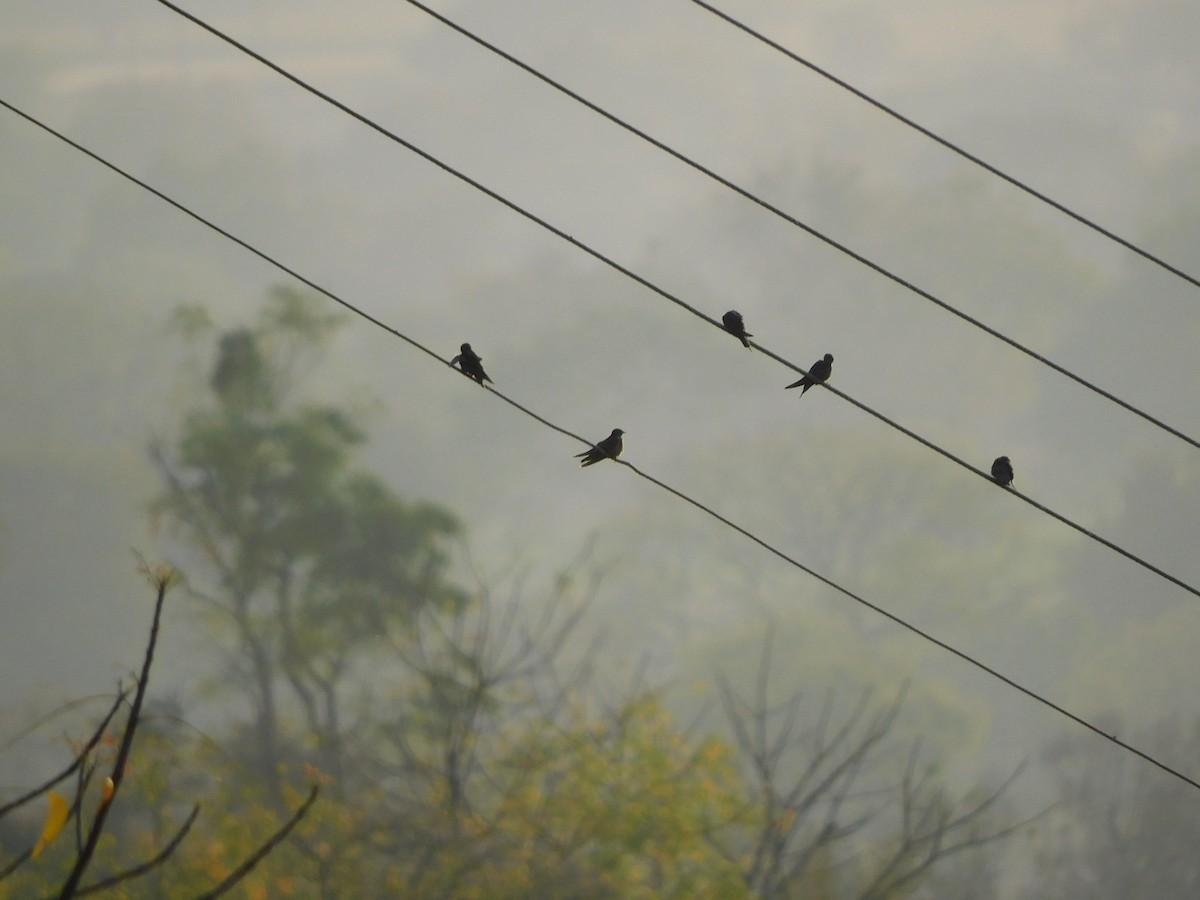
722 310 753 349
991 456 1014 489
786 353 834 394
450 343 491 385
576 429 624 467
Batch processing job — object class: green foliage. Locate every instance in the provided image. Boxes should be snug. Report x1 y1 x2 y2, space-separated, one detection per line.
417 695 752 899
43 696 751 899
150 289 467 790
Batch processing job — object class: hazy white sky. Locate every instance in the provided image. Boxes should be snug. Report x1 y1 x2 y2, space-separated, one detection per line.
3 3 1200 880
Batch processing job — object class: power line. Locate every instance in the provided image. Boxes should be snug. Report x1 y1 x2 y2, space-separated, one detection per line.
3 95 1195 795
138 0 1200 602
687 0 1200 294
397 0 1200 455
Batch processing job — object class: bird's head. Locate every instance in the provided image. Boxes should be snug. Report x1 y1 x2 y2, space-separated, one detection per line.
824 353 834 363
612 429 625 437
460 342 472 353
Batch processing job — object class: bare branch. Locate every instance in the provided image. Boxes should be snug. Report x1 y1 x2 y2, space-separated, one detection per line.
72 804 201 897
0 690 128 820
56 574 171 898
193 784 320 900
0 848 33 881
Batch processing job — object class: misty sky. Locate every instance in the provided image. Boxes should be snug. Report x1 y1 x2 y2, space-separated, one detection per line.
3 1 1200 889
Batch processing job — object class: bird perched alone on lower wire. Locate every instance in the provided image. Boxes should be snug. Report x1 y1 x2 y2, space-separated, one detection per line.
786 353 834 395
576 429 624 467
450 343 491 386
722 310 753 349
991 456 1015 489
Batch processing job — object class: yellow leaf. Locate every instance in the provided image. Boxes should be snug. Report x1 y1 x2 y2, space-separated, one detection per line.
32 791 70 859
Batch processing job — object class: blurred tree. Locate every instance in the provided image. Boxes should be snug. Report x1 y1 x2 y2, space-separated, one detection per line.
150 288 467 798
1023 717 1200 900
713 629 1024 899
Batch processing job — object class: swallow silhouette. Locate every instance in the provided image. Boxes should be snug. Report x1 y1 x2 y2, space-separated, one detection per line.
450 343 491 385
786 353 834 394
722 310 753 349
576 429 624 467
991 456 1015 488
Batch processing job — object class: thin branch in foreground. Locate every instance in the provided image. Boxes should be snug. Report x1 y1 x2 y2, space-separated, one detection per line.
0 690 129 820
0 847 33 881
193 784 320 900
57 567 173 899
0 694 125 757
73 804 201 897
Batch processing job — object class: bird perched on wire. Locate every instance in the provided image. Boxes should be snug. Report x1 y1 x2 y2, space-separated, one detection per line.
991 456 1015 489
576 429 624 467
450 343 491 386
722 310 753 349
786 353 834 395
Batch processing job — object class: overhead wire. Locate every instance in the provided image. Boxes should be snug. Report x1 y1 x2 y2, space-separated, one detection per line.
395 0 1200 455
139 0 1200 603
687 0 1200 294
3 92 1197 793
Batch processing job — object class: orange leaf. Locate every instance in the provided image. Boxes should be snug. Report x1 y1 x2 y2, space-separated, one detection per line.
99 776 116 810
32 791 70 859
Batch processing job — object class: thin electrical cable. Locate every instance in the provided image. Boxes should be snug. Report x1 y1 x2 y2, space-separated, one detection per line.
0 99 590 440
4 95 1195 793
687 0 1200 293
398 0 1200 454
112 3 1200 600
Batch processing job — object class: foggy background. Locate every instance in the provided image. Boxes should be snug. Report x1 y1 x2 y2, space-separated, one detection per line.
3 0 1199 894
